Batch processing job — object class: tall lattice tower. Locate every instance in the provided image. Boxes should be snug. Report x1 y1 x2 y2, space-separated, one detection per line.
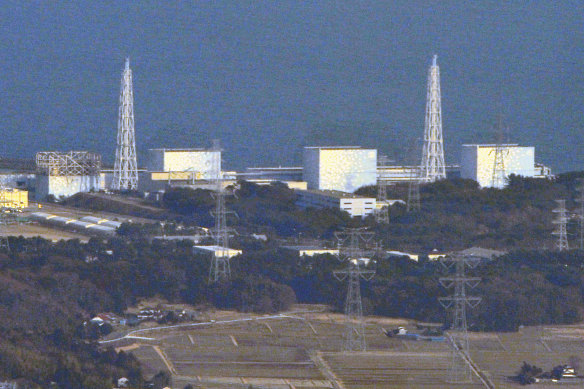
113 58 139 191
439 255 482 383
0 210 10 252
407 138 421 212
420 55 446 182
552 199 569 251
575 179 584 249
209 140 236 283
375 156 391 224
491 114 509 188
333 228 376 352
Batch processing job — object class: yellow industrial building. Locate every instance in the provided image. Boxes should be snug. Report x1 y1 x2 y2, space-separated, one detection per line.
0 188 28 209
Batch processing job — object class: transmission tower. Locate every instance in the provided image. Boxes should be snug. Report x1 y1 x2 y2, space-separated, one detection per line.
490 113 509 188
552 199 569 251
439 255 482 384
375 156 391 224
333 228 376 352
575 180 584 250
113 58 139 191
209 140 236 283
0 209 9 252
407 138 421 212
420 55 446 182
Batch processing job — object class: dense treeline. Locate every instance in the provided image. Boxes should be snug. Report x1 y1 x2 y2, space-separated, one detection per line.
2 236 584 386
162 182 360 238
160 174 583 250
7 173 584 386
358 173 583 251
231 247 584 332
0 237 297 388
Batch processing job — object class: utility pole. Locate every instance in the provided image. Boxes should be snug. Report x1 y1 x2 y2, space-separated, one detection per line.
552 199 569 251
333 228 376 352
375 156 391 224
575 180 584 249
439 255 482 384
209 140 236 283
113 58 139 191
420 55 446 182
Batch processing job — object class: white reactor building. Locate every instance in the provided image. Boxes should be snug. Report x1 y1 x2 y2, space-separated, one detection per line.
460 144 536 188
303 146 377 193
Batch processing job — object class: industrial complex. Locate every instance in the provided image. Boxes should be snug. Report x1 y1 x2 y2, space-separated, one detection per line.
0 55 554 225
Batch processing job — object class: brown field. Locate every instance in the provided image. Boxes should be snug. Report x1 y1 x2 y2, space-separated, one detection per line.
116 307 584 388
0 223 89 241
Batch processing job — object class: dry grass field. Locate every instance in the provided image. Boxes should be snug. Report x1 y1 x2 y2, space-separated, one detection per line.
118 307 584 388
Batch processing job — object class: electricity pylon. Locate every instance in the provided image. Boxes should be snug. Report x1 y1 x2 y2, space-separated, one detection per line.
552 199 569 251
375 156 391 224
333 228 376 352
113 58 139 191
420 55 446 182
575 180 584 249
209 140 236 283
407 138 421 212
490 113 509 188
0 209 9 252
439 255 482 384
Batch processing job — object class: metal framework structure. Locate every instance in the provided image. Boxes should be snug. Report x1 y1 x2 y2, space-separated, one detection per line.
575 179 584 250
0 209 10 252
36 151 101 176
407 138 421 212
375 156 391 224
420 55 446 182
407 165 421 212
490 115 509 188
209 140 236 283
439 255 482 384
113 58 138 190
333 228 376 352
552 199 569 251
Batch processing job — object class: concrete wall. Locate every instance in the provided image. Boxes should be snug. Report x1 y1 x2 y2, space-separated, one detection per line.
303 148 321 190
36 175 100 200
0 173 35 190
147 149 220 178
303 147 377 192
461 145 535 188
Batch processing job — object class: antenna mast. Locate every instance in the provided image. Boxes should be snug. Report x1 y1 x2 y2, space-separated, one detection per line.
420 55 446 182
113 58 139 191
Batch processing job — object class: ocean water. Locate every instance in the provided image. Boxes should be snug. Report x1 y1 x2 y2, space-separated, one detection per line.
0 1 582 172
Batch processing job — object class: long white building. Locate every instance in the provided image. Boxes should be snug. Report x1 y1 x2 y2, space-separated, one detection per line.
296 189 376 218
460 144 539 188
303 146 377 193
